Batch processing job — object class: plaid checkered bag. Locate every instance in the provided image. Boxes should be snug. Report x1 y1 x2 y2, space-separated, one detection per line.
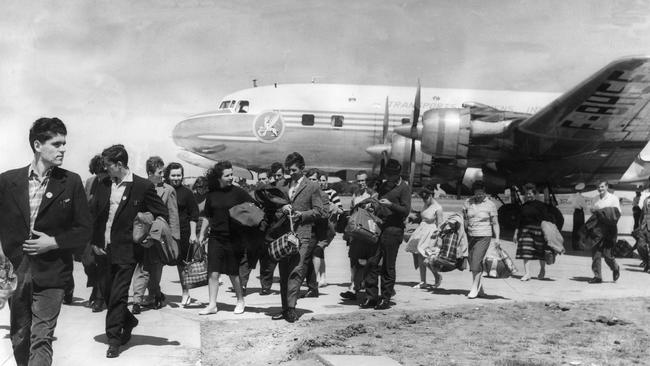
268 210 300 261
429 223 461 272
180 241 208 289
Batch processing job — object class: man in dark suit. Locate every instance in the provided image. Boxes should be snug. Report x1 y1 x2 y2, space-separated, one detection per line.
90 144 168 358
272 152 324 323
0 118 92 366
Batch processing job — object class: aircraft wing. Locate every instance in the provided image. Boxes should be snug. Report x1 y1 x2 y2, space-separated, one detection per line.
513 56 650 184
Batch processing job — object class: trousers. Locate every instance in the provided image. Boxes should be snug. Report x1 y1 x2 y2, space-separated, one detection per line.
278 234 316 309
131 261 163 304
365 226 403 301
106 263 137 347
9 259 64 366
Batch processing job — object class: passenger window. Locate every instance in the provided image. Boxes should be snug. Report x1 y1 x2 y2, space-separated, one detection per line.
331 115 344 128
401 118 410 124
237 101 250 113
302 114 315 126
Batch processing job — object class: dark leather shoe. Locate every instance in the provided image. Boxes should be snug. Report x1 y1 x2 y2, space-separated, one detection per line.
92 300 105 313
121 318 139 345
153 295 165 310
106 345 120 358
271 311 286 320
340 291 357 300
359 299 377 309
63 293 73 305
613 269 620 282
132 304 141 314
588 277 603 284
374 299 391 310
285 308 298 323
300 290 319 298
260 289 272 296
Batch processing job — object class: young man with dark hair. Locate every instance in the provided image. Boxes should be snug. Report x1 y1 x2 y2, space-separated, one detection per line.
361 159 411 310
131 156 180 314
272 152 324 322
588 181 621 284
90 145 168 358
0 117 92 366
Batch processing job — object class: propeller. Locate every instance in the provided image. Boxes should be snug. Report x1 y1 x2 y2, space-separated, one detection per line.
408 81 421 186
380 95 390 174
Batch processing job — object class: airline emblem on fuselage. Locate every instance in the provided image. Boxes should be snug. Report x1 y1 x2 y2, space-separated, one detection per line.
253 111 285 143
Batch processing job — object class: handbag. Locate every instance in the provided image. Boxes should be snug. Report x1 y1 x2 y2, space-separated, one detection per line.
180 241 208 289
268 209 300 261
0 249 17 310
345 207 382 245
483 242 517 278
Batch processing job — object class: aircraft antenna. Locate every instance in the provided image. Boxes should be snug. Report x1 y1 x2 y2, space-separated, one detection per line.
253 79 258 88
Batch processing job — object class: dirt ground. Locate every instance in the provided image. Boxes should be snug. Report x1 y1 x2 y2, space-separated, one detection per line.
201 297 650 366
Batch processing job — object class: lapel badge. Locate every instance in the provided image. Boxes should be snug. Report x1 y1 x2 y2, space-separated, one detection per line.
122 196 127 201
45 192 53 199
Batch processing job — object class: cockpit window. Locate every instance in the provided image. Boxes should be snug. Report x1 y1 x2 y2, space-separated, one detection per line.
237 100 250 113
229 101 236 108
219 100 231 110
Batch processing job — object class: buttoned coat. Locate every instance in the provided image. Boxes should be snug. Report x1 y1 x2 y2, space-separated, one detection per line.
0 166 92 288
90 174 168 264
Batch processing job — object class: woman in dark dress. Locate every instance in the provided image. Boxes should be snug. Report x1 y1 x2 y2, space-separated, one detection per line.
515 183 551 281
164 162 200 307
197 161 253 315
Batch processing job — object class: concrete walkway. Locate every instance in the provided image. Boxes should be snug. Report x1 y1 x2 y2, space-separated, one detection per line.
2 228 649 365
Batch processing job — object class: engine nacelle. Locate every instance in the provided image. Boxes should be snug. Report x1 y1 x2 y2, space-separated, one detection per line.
421 108 471 160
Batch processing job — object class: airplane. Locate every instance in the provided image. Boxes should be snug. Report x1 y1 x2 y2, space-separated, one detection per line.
172 56 650 195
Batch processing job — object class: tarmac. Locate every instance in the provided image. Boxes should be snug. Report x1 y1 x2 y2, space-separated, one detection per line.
1 205 648 365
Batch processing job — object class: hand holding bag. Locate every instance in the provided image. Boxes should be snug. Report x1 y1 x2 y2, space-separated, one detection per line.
268 209 300 261
483 241 517 278
180 240 208 289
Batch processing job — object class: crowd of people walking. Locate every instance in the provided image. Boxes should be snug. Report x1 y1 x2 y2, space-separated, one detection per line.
0 118 631 364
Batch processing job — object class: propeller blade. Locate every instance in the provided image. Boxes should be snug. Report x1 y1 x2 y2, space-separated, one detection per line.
383 96 389 144
408 81 421 186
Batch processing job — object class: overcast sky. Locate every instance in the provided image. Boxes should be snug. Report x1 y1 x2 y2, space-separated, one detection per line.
1 0 649 178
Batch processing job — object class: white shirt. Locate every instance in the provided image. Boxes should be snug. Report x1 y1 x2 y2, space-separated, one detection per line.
639 189 650 209
593 191 621 212
104 171 133 245
288 176 304 200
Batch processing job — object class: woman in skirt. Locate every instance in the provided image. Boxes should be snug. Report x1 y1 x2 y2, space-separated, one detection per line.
197 161 254 315
406 184 443 289
515 183 552 281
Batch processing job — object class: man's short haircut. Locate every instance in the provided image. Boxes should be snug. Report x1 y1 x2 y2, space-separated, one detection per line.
319 171 328 180
471 180 485 192
285 152 305 170
164 162 184 181
599 180 610 188
146 156 165 175
523 183 537 194
207 160 233 191
306 168 319 178
270 162 284 175
356 170 368 178
89 154 106 175
29 117 67 153
101 144 128 167
258 169 269 178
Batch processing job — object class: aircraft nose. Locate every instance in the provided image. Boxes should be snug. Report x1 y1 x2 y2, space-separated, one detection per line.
172 112 257 155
